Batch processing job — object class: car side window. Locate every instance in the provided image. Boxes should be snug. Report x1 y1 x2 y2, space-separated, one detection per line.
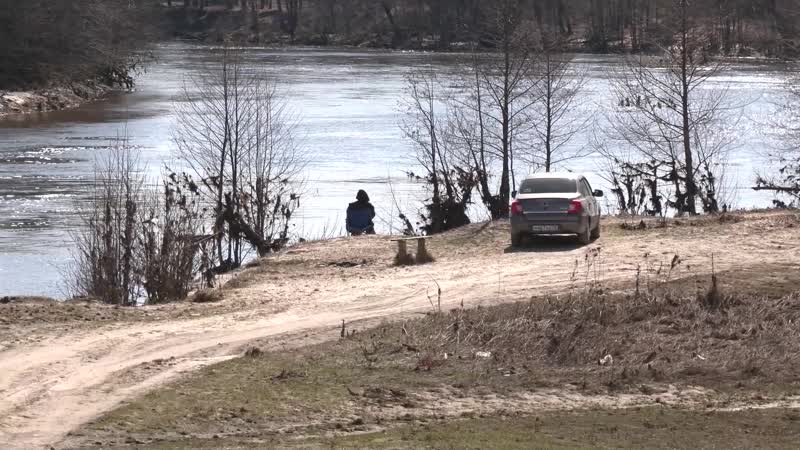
579 179 591 197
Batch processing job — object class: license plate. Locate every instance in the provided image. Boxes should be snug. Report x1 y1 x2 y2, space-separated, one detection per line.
531 225 559 233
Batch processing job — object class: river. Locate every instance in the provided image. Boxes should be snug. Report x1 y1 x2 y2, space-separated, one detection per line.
0 42 792 297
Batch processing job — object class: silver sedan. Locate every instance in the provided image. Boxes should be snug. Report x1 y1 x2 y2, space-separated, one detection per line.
510 173 603 247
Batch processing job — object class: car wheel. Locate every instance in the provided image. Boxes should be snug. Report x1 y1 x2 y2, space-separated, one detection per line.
511 233 523 248
590 221 601 240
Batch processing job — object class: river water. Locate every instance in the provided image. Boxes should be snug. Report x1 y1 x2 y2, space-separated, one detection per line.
0 42 792 297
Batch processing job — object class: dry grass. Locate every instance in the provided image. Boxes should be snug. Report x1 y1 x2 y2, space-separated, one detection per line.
613 209 798 234
0 298 136 326
314 407 800 450
618 212 745 232
69 263 800 449
323 250 800 398
86 407 800 449
382 276 800 393
189 289 224 303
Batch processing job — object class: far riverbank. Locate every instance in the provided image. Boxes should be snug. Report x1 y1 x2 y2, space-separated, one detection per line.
0 81 115 118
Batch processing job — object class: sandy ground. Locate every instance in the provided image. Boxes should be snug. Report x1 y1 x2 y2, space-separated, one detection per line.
0 211 798 448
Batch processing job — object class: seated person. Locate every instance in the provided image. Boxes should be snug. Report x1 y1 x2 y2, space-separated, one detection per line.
346 190 376 235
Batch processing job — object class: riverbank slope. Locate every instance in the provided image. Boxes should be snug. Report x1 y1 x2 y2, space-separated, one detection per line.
0 81 115 117
1 210 799 448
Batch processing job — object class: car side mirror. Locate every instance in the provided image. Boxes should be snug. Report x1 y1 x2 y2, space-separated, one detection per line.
512 190 517 199
593 190 604 197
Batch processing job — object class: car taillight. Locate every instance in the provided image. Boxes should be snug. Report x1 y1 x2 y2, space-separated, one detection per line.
568 199 583 214
511 200 524 216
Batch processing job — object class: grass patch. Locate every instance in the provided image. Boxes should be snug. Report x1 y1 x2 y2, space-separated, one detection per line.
311 407 800 450
90 408 800 449
74 266 800 449
88 353 352 436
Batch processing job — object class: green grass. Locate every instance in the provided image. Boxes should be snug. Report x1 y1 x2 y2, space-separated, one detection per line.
313 407 800 450
82 346 457 447
88 353 353 436
94 407 800 449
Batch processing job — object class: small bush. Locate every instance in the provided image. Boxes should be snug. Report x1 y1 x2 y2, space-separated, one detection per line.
69 143 200 306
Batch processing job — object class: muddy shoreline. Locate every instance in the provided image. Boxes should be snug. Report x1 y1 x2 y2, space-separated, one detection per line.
0 80 115 117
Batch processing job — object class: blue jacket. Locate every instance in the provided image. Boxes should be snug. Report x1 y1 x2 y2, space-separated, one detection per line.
346 201 375 231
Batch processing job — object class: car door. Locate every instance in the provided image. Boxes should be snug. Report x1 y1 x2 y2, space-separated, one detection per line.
580 178 599 226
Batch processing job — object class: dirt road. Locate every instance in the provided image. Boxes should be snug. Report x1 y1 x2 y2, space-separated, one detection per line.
1 212 798 448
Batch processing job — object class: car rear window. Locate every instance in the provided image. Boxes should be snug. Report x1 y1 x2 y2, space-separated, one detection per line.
519 178 578 194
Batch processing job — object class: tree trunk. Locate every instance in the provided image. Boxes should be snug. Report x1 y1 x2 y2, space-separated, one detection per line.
382 2 402 47
545 55 553 172
498 31 511 219
680 0 697 215
473 53 494 217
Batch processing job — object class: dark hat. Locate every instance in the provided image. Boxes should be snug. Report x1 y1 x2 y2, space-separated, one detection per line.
356 189 369 202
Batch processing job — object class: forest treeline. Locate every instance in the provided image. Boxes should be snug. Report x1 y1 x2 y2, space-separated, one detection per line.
3 0 800 91
169 0 800 55
0 0 161 90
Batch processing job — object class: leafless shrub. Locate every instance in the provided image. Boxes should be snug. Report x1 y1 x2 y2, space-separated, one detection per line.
69 140 145 306
593 142 666 217
399 67 475 234
699 255 726 310
757 72 800 207
68 139 203 306
600 1 734 216
426 277 442 313
173 43 304 273
138 177 202 304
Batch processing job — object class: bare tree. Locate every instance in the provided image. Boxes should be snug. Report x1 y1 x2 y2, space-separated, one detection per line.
449 0 540 219
524 38 589 172
285 0 303 40
401 68 443 205
240 79 304 246
400 67 475 234
173 44 303 272
604 0 731 216
756 73 800 206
